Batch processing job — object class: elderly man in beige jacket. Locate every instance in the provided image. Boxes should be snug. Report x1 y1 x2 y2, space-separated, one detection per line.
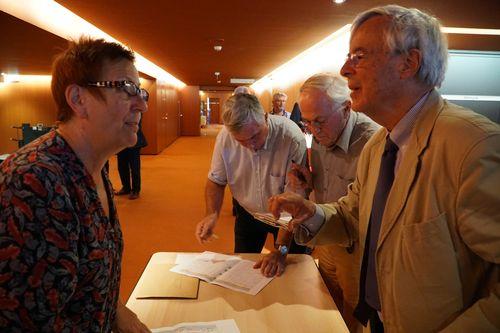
269 5 500 333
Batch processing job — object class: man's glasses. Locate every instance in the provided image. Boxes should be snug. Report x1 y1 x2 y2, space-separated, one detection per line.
87 80 149 102
302 105 345 130
302 117 329 130
345 50 367 68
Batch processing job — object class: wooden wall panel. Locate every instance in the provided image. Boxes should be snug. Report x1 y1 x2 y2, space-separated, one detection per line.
0 77 181 156
0 81 57 154
164 87 180 147
205 91 232 124
180 86 200 136
139 78 158 155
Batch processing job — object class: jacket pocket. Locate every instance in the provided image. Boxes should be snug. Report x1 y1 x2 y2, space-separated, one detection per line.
400 213 463 326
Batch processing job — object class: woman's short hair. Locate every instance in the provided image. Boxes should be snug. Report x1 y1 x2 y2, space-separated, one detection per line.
222 93 266 133
51 37 135 122
352 5 448 87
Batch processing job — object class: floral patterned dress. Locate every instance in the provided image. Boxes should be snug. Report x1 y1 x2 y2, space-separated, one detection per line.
0 131 123 332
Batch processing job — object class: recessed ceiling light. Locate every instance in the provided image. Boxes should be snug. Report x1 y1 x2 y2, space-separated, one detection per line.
333 0 346 4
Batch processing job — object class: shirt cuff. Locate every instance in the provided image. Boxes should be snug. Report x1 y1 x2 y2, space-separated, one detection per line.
294 204 325 245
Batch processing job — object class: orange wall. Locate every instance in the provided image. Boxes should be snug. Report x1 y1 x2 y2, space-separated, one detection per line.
0 77 181 155
0 80 57 154
180 85 201 136
203 91 232 124
140 78 181 154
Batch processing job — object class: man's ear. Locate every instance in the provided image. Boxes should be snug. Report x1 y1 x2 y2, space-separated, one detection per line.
399 48 422 80
65 84 89 119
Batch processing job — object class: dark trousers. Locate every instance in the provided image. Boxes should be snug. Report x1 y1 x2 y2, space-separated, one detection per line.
233 200 308 254
117 147 141 193
369 309 384 333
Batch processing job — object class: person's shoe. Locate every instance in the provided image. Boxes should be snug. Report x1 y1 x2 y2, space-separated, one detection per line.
115 188 131 196
129 191 140 200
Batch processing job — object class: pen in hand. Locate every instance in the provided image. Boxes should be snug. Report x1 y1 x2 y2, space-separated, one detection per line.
291 160 307 183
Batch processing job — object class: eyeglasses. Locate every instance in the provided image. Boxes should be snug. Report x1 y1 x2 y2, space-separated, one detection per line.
87 80 149 102
345 50 367 68
302 116 330 130
301 105 345 130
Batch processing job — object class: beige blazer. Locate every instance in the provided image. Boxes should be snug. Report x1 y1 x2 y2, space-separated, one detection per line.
314 90 500 332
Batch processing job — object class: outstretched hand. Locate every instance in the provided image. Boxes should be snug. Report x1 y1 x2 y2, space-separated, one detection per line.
268 192 316 232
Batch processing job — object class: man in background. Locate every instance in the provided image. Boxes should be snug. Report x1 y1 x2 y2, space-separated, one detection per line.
270 92 289 117
269 5 499 332
271 92 302 128
196 93 308 277
0 37 150 332
115 120 147 200
289 73 379 332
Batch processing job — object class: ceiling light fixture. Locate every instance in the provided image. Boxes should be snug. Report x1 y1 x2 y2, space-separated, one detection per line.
230 78 255 84
0 73 52 84
0 0 186 88
214 45 222 52
251 24 351 93
441 27 500 35
333 0 346 4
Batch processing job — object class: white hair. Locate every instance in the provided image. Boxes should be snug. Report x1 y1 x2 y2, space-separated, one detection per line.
300 73 350 105
272 92 287 100
223 93 265 133
233 86 255 95
352 5 448 87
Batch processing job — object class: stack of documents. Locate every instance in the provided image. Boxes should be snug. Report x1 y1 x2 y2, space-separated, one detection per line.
252 212 293 229
170 252 273 295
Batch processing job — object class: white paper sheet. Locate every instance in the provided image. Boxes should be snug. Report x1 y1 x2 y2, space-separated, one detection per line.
170 252 273 295
151 319 240 333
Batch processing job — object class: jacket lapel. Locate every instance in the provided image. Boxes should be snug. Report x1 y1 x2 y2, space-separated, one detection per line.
377 90 444 247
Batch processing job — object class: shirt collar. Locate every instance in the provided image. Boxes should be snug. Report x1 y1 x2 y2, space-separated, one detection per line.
390 90 431 147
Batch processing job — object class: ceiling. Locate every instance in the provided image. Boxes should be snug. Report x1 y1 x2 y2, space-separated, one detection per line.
2 0 500 87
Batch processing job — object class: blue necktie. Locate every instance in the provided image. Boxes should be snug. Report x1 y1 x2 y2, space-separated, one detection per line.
365 136 399 310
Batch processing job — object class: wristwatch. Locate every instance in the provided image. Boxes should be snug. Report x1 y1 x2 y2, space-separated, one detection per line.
277 245 289 256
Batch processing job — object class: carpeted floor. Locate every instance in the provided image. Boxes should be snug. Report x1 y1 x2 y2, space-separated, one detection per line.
109 125 273 302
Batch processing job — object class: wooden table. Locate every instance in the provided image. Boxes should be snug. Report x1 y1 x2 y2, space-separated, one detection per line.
126 252 348 333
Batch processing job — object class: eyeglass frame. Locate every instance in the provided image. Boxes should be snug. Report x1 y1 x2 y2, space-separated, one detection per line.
345 48 404 68
301 104 347 130
87 80 149 102
344 50 368 68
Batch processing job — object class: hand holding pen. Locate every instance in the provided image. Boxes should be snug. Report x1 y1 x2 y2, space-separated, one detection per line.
288 161 313 194
195 213 219 244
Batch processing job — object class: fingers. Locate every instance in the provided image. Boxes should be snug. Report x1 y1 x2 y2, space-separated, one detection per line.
276 264 285 276
268 195 284 218
195 222 206 244
264 263 277 277
268 192 303 217
258 253 286 277
195 221 212 244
